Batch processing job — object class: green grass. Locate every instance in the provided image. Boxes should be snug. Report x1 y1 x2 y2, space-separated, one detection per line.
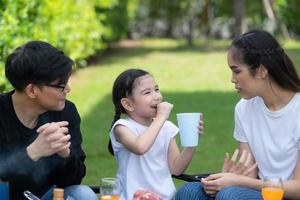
67 38 300 187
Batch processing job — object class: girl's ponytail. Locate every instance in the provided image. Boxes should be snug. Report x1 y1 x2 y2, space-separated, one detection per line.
108 110 121 155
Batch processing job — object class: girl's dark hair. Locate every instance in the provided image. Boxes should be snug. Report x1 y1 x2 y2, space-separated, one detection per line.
230 29 300 92
108 68 150 155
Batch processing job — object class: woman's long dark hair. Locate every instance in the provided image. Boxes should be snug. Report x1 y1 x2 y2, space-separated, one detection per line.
108 68 150 155
230 29 300 92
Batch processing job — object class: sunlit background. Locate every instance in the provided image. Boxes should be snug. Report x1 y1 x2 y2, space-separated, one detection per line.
1 0 300 186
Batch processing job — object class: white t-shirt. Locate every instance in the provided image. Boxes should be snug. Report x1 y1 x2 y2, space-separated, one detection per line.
110 117 178 200
234 93 300 180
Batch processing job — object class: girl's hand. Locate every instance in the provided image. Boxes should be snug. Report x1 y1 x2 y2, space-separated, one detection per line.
156 102 173 121
198 115 204 135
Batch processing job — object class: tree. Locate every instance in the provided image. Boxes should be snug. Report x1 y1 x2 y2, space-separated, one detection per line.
262 0 290 38
233 0 245 37
277 0 300 37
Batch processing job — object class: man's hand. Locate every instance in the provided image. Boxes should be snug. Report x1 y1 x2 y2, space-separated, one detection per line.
56 142 71 158
27 121 71 161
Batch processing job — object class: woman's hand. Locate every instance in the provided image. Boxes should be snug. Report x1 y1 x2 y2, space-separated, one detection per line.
202 148 257 197
222 149 257 175
201 173 240 196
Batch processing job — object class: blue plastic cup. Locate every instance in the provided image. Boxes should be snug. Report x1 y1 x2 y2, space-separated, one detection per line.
176 113 202 147
0 182 9 200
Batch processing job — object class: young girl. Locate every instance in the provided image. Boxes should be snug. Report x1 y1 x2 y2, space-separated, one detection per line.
175 30 300 200
108 68 203 200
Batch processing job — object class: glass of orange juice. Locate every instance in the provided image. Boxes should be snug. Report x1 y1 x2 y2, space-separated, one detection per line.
261 177 284 200
100 178 120 200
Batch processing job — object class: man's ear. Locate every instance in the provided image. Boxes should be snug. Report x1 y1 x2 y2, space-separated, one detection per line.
24 84 38 99
121 97 134 112
255 64 268 79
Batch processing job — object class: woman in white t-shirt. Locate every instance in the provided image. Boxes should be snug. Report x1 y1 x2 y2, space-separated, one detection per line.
175 30 300 200
108 68 203 200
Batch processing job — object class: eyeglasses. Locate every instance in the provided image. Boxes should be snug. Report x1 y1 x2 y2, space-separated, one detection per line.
44 83 67 92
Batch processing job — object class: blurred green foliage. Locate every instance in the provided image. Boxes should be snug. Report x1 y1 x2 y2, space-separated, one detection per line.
0 0 129 92
277 0 300 35
95 0 129 42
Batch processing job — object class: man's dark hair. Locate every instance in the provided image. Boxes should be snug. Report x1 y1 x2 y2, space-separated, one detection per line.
5 41 74 91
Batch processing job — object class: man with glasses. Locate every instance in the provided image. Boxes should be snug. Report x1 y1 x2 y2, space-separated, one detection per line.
0 41 98 200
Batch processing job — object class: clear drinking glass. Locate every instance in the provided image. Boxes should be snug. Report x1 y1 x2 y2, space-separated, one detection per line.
261 177 284 200
100 178 119 200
